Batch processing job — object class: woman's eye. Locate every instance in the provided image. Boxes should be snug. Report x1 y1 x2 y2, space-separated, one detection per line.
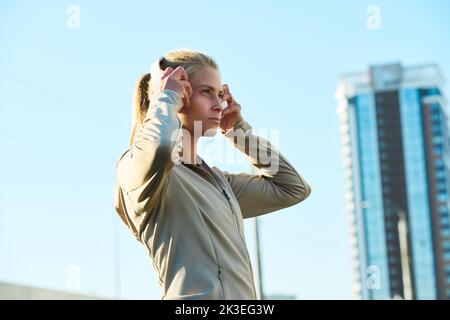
203 90 224 100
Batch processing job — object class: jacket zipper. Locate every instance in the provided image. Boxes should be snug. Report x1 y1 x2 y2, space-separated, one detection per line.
221 188 258 299
218 268 226 299
190 163 258 299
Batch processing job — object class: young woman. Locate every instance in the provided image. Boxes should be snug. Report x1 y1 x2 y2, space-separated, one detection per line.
113 49 311 300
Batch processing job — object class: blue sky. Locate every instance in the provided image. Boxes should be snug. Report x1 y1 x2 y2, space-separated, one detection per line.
0 0 449 299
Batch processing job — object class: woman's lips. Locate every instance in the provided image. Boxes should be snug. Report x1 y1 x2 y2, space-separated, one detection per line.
209 118 220 124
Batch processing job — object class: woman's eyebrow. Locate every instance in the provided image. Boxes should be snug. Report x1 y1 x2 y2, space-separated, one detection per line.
199 85 224 94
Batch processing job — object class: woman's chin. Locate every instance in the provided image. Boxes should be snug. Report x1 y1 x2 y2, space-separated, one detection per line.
203 127 219 137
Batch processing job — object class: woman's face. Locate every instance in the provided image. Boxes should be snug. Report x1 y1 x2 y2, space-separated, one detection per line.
178 67 225 137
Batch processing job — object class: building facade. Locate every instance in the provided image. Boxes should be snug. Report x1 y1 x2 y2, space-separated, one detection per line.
336 63 450 299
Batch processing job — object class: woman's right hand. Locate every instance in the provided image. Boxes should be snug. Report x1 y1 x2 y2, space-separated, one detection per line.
159 66 192 109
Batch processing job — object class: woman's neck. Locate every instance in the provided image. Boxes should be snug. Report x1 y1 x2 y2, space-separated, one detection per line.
180 128 200 165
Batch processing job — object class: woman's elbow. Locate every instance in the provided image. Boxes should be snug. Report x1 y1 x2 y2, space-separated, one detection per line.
302 182 312 201
291 180 312 205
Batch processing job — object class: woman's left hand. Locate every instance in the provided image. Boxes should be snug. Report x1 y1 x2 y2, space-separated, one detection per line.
220 84 243 133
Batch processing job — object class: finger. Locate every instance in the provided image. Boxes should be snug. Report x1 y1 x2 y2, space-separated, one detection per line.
222 104 240 116
223 84 234 99
181 89 190 108
181 80 192 98
230 95 238 105
170 66 188 81
180 83 192 107
179 69 188 81
222 106 233 116
223 93 232 105
223 85 236 104
161 67 173 80
223 84 229 93
221 107 231 117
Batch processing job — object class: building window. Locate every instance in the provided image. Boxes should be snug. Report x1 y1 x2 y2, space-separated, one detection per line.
442 219 450 228
432 136 443 145
436 170 446 179
443 240 450 250
437 181 447 191
438 192 447 202
431 113 441 122
434 146 444 155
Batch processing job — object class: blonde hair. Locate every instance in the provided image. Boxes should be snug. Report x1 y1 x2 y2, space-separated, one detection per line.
129 48 219 146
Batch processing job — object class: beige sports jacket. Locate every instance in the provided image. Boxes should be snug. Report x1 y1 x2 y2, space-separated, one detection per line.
113 89 311 300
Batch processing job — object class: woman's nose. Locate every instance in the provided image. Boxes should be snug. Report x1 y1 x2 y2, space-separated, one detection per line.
212 97 225 112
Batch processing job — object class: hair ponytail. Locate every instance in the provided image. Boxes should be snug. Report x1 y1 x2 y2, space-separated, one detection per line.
130 73 151 146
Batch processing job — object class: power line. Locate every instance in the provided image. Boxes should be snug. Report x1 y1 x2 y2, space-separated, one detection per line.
0 128 112 182
0 67 125 299
0 128 122 298
0 67 124 132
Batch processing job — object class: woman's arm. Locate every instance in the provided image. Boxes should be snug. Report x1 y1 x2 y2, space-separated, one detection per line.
115 89 183 215
218 84 311 218
222 118 312 219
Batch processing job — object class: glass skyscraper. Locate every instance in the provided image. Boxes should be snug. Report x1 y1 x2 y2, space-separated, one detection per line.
336 63 450 299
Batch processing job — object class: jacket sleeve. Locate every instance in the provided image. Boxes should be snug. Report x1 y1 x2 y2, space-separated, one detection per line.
222 119 311 219
115 89 183 216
